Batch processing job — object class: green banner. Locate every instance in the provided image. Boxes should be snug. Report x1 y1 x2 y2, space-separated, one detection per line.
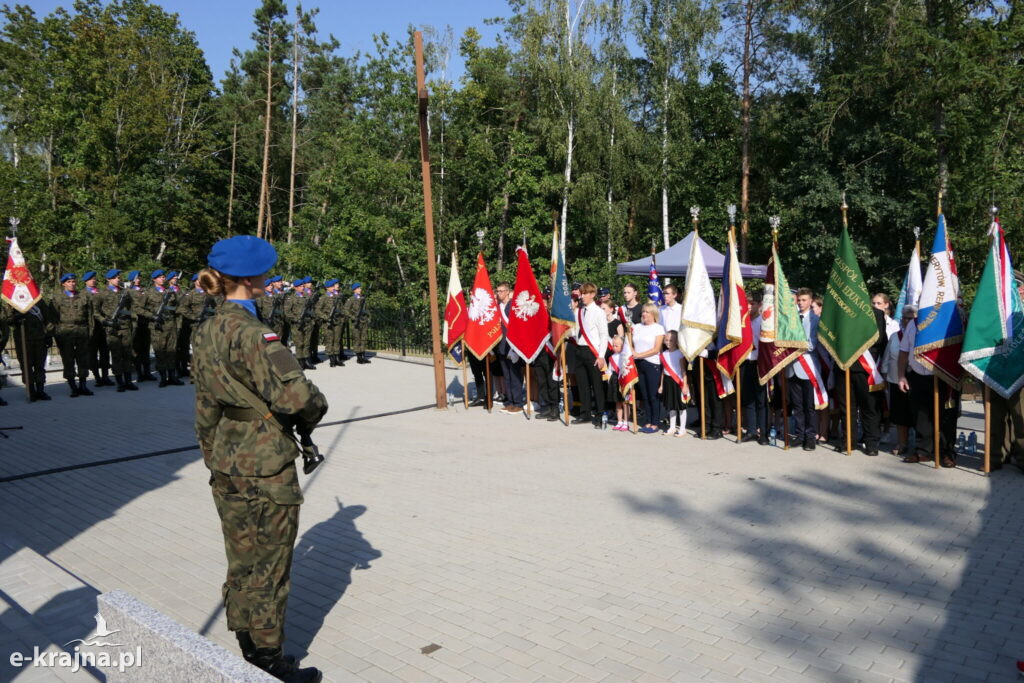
818 226 879 370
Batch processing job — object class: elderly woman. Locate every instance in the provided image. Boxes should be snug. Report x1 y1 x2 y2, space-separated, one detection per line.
632 303 665 433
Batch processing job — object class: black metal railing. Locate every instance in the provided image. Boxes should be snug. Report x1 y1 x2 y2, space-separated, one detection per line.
362 305 432 357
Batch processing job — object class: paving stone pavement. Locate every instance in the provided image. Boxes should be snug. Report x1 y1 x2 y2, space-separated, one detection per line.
0 354 1021 682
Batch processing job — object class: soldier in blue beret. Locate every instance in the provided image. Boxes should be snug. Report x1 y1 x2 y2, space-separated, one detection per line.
52 273 95 397
192 235 326 682
315 279 346 367
80 270 114 386
93 269 138 391
342 282 371 363
123 270 155 382
140 269 182 387
284 277 318 369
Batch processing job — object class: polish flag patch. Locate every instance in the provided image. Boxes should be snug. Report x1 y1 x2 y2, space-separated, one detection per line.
263 333 280 343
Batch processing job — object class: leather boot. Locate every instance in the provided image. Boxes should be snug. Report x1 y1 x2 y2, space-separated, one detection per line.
35 383 51 400
328 355 336 367
167 370 184 386
68 380 81 397
124 375 139 391
0 394 7 406
357 352 370 364
337 353 346 366
158 370 169 388
96 373 115 387
116 374 126 393
78 378 94 396
142 357 157 381
249 648 322 683
236 632 296 667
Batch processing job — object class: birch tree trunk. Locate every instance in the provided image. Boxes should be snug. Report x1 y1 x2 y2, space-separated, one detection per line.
606 71 616 262
739 0 753 261
287 9 300 244
256 24 274 239
559 0 574 255
660 68 670 250
227 121 237 232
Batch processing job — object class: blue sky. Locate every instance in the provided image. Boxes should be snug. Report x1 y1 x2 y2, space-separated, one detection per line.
22 0 512 86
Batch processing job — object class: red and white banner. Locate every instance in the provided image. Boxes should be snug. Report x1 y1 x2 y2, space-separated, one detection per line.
443 251 468 360
617 337 639 398
2 237 42 314
506 247 550 363
464 253 502 360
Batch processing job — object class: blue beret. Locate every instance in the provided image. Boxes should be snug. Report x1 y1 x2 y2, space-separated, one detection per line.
166 270 178 279
151 269 165 279
82 270 96 281
208 235 278 278
324 278 339 288
60 273 76 283
351 282 362 290
127 270 140 281
104 269 120 279
190 273 199 282
292 277 305 287
267 275 281 284
302 276 313 286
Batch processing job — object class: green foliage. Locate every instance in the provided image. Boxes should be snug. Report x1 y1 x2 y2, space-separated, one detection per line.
0 0 1021 315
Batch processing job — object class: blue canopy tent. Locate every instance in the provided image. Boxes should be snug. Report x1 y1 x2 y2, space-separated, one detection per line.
615 231 767 279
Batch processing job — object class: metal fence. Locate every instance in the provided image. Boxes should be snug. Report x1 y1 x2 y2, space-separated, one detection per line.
363 305 432 357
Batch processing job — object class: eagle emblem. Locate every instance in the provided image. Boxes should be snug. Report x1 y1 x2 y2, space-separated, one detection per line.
468 287 497 322
513 290 540 320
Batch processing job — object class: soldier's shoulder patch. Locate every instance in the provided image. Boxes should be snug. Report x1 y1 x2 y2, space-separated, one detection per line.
263 332 280 343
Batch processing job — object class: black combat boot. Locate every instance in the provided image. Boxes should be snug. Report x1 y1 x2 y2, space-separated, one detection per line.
35 383 51 401
68 380 81 398
236 632 296 667
357 352 370 364
250 648 322 683
142 357 157 381
327 355 336 367
167 370 184 386
78 377 94 396
0 394 6 406
96 373 115 387
124 375 139 391
157 370 167 388
337 353 346 366
116 374 126 393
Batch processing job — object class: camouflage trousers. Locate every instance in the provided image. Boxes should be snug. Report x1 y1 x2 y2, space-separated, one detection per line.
151 322 178 371
210 463 303 649
290 325 308 359
56 326 90 381
323 323 343 355
105 325 134 375
351 323 368 353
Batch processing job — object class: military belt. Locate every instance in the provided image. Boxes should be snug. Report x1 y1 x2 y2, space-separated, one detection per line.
221 405 269 422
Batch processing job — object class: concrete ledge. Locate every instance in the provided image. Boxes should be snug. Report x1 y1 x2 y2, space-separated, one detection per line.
97 590 275 682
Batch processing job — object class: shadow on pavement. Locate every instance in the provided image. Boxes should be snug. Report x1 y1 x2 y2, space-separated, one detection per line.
617 460 1024 681
287 499 380 658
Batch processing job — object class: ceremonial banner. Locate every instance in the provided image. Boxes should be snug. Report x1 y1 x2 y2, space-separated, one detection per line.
549 223 574 348
680 234 716 361
818 226 878 370
506 247 550 363
915 214 964 386
647 252 664 305
757 239 809 384
617 335 639 397
464 252 502 360
895 242 923 315
2 237 42 313
443 250 468 362
960 218 1024 398
715 229 752 378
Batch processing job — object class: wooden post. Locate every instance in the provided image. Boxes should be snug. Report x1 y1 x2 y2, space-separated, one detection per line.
781 373 790 450
699 359 706 439
462 354 469 409
485 356 492 413
845 368 853 455
525 361 532 419
933 375 941 469
735 366 743 443
561 344 570 426
984 385 991 474
414 31 447 410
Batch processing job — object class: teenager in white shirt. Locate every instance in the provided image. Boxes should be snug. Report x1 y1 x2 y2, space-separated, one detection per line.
658 285 682 333
571 283 609 428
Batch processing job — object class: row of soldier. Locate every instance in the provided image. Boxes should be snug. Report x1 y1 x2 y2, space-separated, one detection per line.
0 270 371 403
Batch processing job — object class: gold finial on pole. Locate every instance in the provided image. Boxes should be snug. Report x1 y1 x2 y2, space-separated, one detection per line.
840 191 848 229
690 206 700 235
937 190 943 217
769 215 781 242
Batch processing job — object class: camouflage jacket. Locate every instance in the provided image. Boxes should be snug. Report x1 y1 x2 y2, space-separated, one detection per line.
140 286 178 327
93 285 135 331
255 292 279 325
179 289 211 324
315 292 345 326
193 302 328 477
51 290 92 333
284 291 315 327
342 294 370 328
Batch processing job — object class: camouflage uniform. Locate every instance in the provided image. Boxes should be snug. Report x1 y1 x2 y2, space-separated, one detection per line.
284 291 314 368
94 285 136 381
83 285 112 384
2 301 52 400
140 285 179 375
192 301 327 650
315 291 346 364
342 293 370 356
51 288 92 388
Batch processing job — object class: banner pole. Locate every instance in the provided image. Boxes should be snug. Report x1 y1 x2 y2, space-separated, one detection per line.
984 385 991 474
462 353 469 409
933 375 941 469
632 391 638 434
20 324 31 402
781 373 790 449
525 361 532 419
845 368 853 455
736 365 742 443
561 344 570 426
699 359 706 440
485 355 492 413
